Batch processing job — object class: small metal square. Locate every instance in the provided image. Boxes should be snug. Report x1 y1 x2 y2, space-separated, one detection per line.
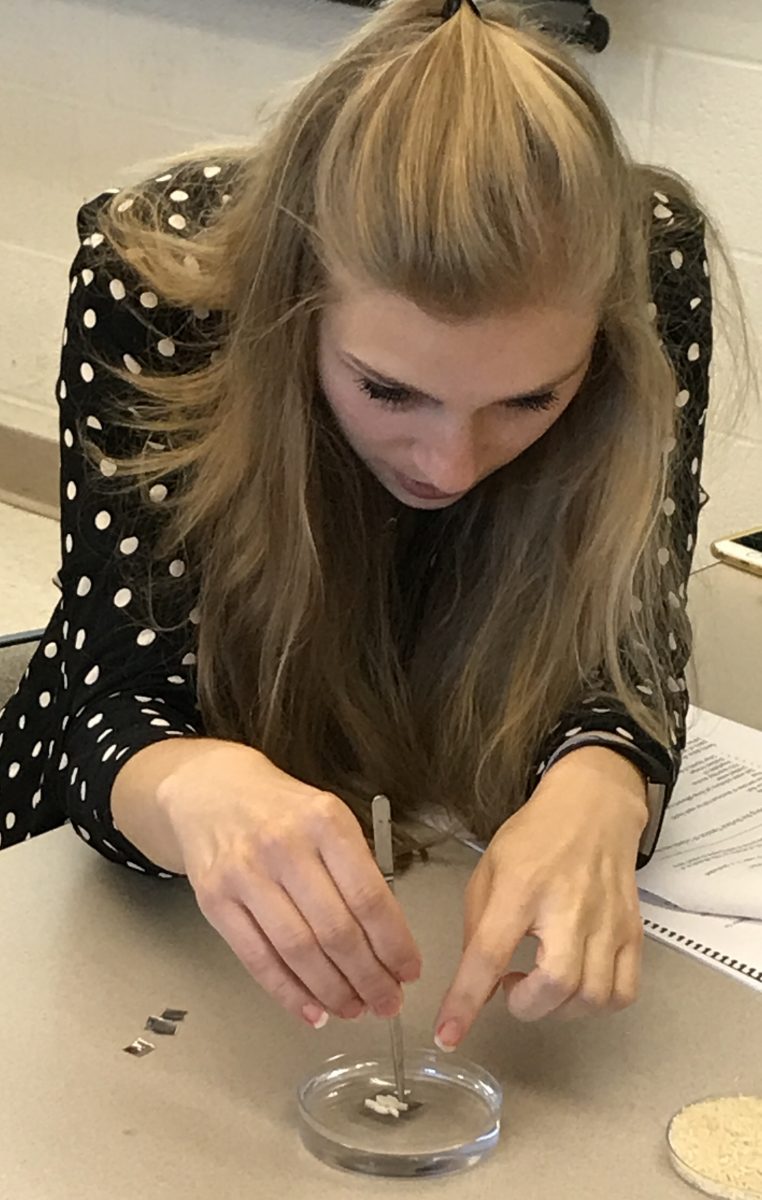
161 1008 188 1023
145 1015 177 1036
124 1038 155 1057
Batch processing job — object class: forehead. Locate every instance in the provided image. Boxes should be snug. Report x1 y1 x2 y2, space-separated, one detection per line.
323 276 599 406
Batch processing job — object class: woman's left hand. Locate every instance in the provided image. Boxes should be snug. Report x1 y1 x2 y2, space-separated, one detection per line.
432 746 650 1052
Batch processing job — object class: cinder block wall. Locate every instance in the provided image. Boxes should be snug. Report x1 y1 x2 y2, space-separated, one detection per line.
0 0 759 563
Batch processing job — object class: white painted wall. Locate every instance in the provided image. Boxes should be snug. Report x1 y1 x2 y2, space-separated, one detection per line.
0 0 759 566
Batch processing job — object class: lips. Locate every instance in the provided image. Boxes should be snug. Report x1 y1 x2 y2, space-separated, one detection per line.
392 470 464 502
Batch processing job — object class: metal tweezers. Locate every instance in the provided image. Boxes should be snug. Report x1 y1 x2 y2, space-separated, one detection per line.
371 794 409 1107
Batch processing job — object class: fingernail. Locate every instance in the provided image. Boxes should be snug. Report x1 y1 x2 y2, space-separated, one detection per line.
397 962 421 984
302 1004 330 1029
373 995 402 1019
434 1019 461 1052
340 998 366 1020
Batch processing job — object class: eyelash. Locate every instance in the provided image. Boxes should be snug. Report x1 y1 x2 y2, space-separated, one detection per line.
356 377 560 413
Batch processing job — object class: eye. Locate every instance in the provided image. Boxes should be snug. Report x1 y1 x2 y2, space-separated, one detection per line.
505 391 560 413
357 375 562 414
357 377 416 409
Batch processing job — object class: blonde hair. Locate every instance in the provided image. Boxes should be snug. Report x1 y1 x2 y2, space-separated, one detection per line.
91 0 755 868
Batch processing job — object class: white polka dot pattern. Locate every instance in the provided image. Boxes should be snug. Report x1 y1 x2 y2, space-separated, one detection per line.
0 162 230 867
123 353 142 375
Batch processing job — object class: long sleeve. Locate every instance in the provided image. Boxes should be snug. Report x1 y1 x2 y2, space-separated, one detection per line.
530 189 713 867
48 173 229 874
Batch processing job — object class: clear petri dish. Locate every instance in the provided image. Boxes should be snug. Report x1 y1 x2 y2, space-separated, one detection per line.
297 1046 503 1178
666 1097 762 1200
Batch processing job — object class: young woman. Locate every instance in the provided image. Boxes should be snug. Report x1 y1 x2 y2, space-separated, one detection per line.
0 0 752 1052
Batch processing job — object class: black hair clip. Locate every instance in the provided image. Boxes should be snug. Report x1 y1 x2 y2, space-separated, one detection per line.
521 2 610 52
441 0 482 21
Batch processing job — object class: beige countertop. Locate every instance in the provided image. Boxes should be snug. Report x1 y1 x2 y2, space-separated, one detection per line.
0 825 760 1199
0 559 760 1198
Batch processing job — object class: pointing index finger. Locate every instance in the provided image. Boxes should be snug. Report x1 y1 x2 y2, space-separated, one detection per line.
434 905 529 1051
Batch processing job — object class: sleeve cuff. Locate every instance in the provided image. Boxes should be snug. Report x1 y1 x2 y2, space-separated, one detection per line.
539 730 671 866
61 692 202 878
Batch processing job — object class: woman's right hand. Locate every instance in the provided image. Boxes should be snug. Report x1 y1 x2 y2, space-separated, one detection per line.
157 741 422 1028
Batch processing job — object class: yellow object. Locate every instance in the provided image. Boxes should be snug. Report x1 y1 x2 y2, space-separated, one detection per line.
668 1097 762 1199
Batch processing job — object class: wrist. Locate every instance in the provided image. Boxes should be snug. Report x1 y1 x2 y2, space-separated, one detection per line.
156 738 263 821
538 745 650 832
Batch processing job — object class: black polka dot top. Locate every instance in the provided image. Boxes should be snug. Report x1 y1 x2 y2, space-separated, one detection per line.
0 160 712 874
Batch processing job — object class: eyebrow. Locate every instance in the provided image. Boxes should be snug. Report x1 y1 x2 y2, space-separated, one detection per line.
343 351 590 405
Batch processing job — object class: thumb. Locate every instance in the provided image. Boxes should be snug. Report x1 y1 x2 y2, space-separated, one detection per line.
501 971 529 1002
477 973 527 1010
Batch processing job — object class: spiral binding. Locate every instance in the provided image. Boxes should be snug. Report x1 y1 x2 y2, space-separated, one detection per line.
643 917 762 984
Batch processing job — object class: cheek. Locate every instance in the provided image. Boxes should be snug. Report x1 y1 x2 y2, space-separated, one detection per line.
491 412 556 461
319 365 389 450
489 399 574 470
516 395 575 449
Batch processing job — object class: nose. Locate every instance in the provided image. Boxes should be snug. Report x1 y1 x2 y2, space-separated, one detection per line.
412 423 483 496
